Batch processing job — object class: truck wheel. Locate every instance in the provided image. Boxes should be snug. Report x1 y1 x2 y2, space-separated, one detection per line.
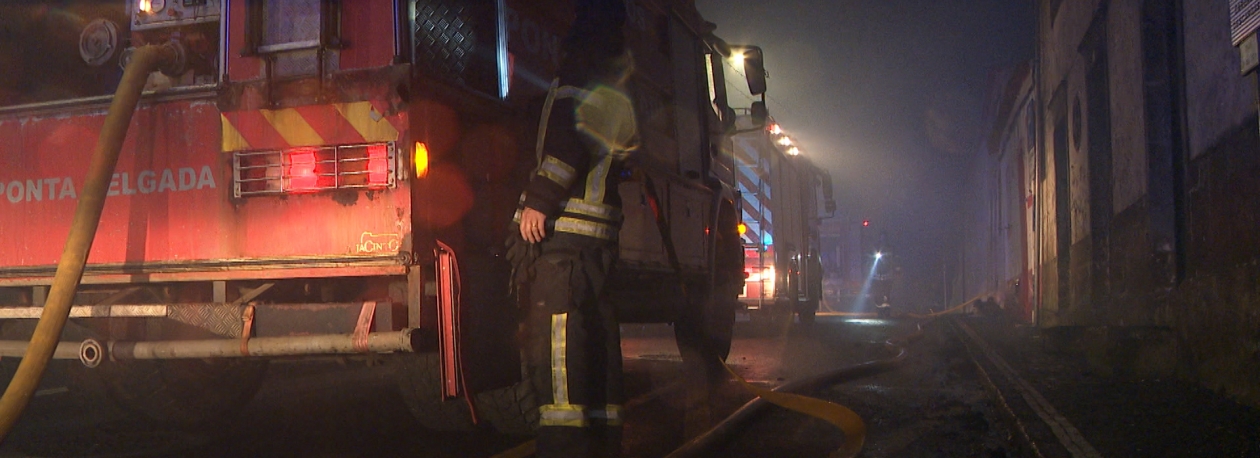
799 308 817 324
474 375 539 436
93 358 268 430
0 321 29 385
798 299 819 324
49 312 267 430
394 352 477 431
674 280 737 378
679 200 741 365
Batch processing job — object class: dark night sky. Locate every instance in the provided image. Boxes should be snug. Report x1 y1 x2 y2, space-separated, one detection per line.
695 0 1035 305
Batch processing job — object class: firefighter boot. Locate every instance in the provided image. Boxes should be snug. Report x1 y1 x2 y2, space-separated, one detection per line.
537 425 593 458
590 420 623 458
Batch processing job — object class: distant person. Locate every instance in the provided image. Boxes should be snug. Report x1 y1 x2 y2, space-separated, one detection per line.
974 296 999 316
802 249 823 322
876 295 892 318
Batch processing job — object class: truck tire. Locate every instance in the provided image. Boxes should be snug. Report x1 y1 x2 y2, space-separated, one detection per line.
680 200 741 365
676 199 741 376
45 311 269 431
797 298 819 324
799 305 817 324
93 358 268 430
394 352 477 431
675 279 737 384
0 321 28 386
474 375 539 436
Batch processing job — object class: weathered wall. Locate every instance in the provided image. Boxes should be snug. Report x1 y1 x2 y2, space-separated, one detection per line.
1182 0 1257 158
1162 0 1260 407
1108 1 1148 212
1169 119 1260 405
1028 0 1260 407
1037 0 1089 325
1038 0 1153 325
1095 0 1160 326
961 69 1035 319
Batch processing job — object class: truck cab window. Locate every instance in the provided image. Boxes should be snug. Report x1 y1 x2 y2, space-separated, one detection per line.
248 0 339 78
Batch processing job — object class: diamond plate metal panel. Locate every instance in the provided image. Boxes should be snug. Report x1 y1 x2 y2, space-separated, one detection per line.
411 0 499 95
168 304 247 337
413 1 478 85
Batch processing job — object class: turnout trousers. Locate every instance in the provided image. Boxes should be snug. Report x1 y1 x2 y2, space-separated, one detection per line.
524 233 623 458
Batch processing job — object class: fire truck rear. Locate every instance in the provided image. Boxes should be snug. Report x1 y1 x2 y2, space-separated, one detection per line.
0 0 749 432
730 114 836 324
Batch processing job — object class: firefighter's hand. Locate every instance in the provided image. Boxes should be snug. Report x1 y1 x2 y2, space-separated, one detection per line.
520 207 548 244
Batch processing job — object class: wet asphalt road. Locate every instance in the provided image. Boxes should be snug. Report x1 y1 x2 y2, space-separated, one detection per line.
0 315 987 458
0 315 1014 457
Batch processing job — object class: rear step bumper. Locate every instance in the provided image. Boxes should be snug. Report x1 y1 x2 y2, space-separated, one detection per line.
0 329 417 365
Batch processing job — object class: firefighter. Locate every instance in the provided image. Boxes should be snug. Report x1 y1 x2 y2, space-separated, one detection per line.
876 295 892 318
506 1 636 456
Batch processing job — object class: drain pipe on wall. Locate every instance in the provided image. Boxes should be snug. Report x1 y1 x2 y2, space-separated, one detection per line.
0 43 183 441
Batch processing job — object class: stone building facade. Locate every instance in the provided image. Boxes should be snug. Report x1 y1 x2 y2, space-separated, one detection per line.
965 0 1260 405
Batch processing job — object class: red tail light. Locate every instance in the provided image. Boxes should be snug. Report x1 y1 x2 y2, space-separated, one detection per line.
367 144 389 186
286 147 320 191
233 142 396 197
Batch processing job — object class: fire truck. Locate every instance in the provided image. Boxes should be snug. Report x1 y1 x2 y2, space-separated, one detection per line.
730 114 835 324
0 0 750 434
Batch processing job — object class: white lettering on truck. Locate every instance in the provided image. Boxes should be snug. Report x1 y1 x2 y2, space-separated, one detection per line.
4 165 215 205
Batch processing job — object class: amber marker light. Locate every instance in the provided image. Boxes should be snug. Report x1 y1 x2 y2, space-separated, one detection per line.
414 142 430 178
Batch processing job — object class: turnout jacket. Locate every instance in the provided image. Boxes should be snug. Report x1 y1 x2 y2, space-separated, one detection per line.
516 83 638 241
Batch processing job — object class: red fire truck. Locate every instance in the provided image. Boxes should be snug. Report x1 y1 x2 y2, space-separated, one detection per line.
0 0 750 433
730 114 835 324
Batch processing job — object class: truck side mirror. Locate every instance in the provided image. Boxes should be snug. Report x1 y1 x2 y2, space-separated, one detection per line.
741 46 767 96
750 101 768 128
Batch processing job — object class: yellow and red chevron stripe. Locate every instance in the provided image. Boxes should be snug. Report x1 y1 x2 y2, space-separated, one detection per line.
220 101 407 151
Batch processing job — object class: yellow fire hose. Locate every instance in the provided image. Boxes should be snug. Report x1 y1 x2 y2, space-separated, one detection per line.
722 365 868 458
826 293 988 319
0 44 179 441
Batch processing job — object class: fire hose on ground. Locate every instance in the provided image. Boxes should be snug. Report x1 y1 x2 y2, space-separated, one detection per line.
490 317 938 458
0 43 185 442
664 320 930 458
662 296 985 457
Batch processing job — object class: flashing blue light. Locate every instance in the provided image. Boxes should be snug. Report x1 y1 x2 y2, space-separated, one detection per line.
763 233 773 246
